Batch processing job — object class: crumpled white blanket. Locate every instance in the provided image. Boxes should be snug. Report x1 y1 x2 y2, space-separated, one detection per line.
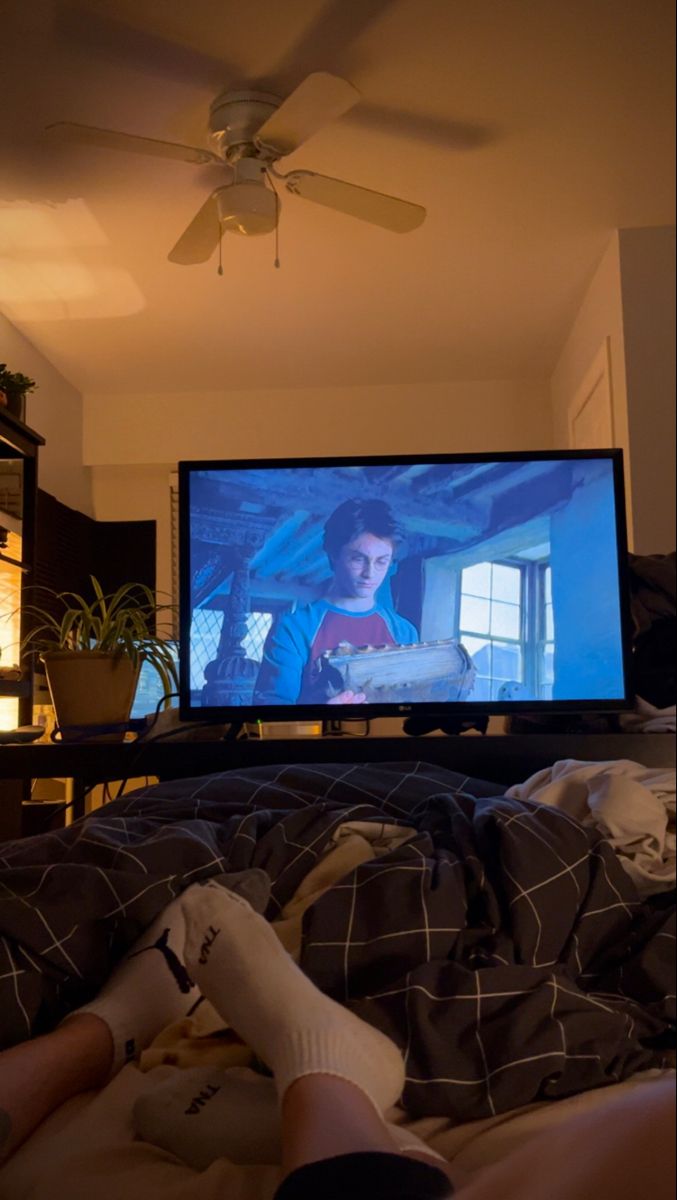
507 759 676 897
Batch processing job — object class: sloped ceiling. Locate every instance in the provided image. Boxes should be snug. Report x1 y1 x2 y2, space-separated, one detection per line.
0 0 674 394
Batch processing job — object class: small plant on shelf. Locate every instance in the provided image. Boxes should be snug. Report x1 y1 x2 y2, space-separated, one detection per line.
0 364 37 421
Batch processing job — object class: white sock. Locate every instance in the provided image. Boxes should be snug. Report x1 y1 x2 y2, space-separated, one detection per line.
181 881 405 1115
133 1066 447 1171
133 1067 282 1168
73 871 271 1074
72 892 201 1072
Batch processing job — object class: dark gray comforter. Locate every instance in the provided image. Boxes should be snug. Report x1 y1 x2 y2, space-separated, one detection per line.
0 761 674 1120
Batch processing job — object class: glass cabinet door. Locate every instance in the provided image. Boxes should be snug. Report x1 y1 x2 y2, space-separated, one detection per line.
0 457 24 728
0 412 43 730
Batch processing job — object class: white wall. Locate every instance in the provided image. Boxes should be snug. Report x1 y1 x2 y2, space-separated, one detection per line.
0 312 93 516
618 226 676 554
86 379 552 598
84 380 552 466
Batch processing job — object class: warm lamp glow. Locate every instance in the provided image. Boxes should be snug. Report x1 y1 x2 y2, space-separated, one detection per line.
0 199 108 251
0 698 19 731
0 200 146 320
0 258 97 302
0 535 22 732
0 258 146 319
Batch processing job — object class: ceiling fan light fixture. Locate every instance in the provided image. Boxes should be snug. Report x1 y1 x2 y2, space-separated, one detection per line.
216 181 277 236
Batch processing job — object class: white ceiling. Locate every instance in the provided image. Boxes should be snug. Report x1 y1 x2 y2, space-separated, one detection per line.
0 0 674 394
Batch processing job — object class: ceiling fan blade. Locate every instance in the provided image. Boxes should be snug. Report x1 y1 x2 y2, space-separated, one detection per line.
254 72 360 157
285 171 426 233
344 104 500 152
270 0 397 84
46 122 219 165
56 4 234 92
168 193 222 265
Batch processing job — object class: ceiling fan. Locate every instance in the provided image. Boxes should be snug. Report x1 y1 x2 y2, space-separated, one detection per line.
46 72 426 265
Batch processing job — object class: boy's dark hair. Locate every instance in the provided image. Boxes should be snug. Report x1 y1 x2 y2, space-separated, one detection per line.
323 499 405 563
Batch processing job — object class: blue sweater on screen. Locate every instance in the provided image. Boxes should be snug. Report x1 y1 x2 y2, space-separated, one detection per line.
253 598 418 706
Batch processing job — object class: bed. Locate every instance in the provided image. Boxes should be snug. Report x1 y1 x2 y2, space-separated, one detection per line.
0 757 674 1197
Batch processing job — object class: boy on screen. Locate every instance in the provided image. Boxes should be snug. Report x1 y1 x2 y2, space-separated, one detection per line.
253 499 418 705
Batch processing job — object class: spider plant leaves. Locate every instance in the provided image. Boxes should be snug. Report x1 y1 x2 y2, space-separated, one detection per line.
18 576 179 696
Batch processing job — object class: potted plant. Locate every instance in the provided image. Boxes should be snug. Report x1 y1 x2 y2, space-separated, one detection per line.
20 576 178 741
0 364 37 422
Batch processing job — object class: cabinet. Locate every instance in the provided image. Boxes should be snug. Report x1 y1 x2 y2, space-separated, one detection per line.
0 409 44 729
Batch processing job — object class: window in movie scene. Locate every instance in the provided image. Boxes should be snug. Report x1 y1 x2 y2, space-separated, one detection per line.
459 561 524 702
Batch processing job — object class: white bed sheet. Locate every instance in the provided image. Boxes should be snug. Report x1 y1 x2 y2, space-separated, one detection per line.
1 1065 672 1200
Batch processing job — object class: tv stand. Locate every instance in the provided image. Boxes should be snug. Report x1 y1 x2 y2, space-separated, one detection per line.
1 733 674 840
222 721 245 741
402 716 490 737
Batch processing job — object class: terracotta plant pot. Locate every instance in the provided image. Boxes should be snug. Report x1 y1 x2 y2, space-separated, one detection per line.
41 650 141 742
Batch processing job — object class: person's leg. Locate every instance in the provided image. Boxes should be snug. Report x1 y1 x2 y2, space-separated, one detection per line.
181 881 405 1115
133 1063 462 1177
0 886 204 1162
280 1074 422 1170
0 1014 112 1163
279 1074 457 1189
182 881 456 1197
181 883 676 1198
72 890 201 1073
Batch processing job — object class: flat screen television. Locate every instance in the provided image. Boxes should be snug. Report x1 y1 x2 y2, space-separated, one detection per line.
178 450 633 724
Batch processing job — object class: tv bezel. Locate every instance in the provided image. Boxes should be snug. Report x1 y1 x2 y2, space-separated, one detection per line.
178 449 634 723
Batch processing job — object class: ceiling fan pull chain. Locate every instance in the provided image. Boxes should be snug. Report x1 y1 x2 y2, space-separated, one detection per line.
274 191 281 269
265 168 282 269
217 227 224 276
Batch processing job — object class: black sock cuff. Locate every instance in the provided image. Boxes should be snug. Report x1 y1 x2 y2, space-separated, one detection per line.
274 1151 453 1200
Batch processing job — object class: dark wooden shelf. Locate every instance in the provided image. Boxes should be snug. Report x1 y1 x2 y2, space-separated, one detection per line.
0 680 30 697
0 410 45 452
0 731 674 785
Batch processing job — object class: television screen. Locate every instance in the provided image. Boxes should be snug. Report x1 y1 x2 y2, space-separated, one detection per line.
130 643 179 720
179 451 632 721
